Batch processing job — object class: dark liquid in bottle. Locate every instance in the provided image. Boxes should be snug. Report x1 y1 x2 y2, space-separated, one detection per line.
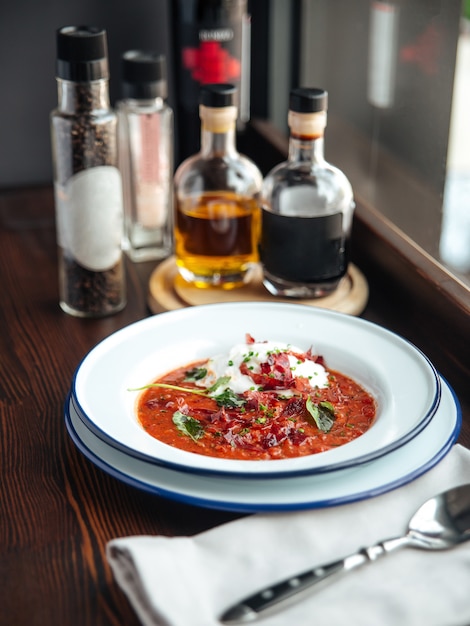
260 210 349 284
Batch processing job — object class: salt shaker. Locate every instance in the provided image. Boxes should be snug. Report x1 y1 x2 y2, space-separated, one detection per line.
50 26 126 317
117 51 174 262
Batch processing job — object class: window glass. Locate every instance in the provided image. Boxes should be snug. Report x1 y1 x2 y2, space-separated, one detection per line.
269 0 470 289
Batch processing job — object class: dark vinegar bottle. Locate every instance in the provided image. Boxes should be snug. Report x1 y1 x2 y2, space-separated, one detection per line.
170 0 250 165
260 87 355 299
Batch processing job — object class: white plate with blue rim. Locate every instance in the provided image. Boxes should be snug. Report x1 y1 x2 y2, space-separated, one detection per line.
71 302 441 478
65 375 460 512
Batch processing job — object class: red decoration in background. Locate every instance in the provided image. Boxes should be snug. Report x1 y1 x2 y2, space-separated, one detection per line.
182 41 241 84
400 23 442 76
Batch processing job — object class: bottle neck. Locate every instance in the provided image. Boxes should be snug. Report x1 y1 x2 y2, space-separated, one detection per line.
288 133 325 164
56 78 110 114
287 109 327 164
200 125 237 157
199 104 238 157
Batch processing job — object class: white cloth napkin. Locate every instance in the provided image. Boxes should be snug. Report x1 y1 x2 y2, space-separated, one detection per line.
107 444 470 626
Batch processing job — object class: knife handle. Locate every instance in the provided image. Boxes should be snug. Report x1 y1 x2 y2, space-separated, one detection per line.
220 558 346 624
219 538 406 624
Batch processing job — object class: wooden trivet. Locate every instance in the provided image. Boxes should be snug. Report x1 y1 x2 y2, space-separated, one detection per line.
148 256 368 316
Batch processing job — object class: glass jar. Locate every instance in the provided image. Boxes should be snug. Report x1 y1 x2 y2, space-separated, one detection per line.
50 25 126 317
117 51 174 262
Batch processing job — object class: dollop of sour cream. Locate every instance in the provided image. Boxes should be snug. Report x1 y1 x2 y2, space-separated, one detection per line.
196 341 329 394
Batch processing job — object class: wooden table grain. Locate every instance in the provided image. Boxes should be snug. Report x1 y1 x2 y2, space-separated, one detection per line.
0 186 468 626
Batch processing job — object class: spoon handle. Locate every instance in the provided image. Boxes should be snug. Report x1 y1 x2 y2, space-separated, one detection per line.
219 536 409 624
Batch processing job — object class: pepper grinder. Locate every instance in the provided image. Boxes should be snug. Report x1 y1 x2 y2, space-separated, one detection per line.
50 25 126 317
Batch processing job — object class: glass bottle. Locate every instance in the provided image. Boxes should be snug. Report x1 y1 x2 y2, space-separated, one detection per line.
170 0 251 164
259 87 355 298
50 25 126 317
117 51 174 262
173 83 262 289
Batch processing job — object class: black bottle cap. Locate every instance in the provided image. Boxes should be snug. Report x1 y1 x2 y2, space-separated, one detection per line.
200 83 237 108
121 51 168 99
56 26 109 82
289 87 328 113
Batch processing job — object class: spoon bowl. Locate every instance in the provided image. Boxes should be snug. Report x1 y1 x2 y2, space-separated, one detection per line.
407 483 470 549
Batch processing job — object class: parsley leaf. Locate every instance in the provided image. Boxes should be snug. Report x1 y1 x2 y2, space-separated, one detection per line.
207 376 231 393
211 388 246 408
184 367 207 381
172 411 205 442
205 376 246 407
306 397 335 432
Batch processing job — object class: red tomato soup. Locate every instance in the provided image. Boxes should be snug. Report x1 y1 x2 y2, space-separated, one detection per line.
136 336 377 461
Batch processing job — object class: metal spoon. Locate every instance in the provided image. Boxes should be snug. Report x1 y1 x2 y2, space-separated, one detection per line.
220 483 470 624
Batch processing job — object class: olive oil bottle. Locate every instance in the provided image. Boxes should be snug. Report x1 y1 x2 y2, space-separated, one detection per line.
173 83 262 289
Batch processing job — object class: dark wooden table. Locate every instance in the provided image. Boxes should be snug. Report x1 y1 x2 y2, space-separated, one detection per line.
1 186 468 626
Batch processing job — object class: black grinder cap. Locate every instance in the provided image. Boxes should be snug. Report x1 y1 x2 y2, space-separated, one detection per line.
56 25 109 82
200 83 237 108
289 87 328 113
121 51 167 99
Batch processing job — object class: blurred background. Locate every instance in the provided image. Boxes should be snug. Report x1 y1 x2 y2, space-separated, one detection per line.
0 0 468 287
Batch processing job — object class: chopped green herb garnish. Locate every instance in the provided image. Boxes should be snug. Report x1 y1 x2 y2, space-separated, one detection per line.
305 396 335 433
184 367 207 381
258 403 274 417
207 376 231 393
128 382 207 396
172 411 204 442
319 401 335 413
211 388 246 408
130 376 244 410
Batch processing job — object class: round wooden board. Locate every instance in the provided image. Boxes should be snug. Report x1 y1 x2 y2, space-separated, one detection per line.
148 256 369 316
